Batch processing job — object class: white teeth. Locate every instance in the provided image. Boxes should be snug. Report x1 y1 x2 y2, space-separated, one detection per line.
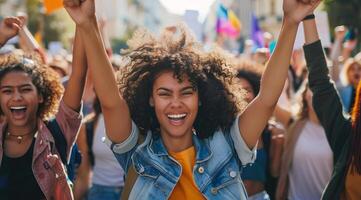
11 106 26 110
167 113 187 119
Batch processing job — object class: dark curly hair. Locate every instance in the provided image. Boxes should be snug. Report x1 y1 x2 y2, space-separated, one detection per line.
234 58 264 96
117 25 245 138
0 52 64 120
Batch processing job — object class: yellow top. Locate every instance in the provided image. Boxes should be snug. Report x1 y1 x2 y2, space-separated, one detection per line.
168 146 205 200
341 164 361 200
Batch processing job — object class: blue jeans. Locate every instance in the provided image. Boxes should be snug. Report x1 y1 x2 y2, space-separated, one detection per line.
248 191 270 200
87 184 123 200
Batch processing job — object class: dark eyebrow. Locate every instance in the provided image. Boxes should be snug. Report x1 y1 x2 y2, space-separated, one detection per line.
19 84 33 88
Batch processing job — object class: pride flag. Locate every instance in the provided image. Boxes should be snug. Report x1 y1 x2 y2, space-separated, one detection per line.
44 0 63 14
251 14 264 48
216 4 242 38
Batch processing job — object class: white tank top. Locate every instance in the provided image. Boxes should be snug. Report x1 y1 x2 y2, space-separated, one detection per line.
92 114 125 186
288 120 333 200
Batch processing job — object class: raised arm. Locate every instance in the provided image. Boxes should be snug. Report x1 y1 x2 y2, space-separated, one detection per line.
303 11 351 157
73 125 91 200
64 0 132 143
238 0 321 148
62 27 87 111
0 17 22 47
18 23 47 63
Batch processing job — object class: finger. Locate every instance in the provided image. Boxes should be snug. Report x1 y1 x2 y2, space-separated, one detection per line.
17 15 26 25
4 17 21 26
10 23 21 32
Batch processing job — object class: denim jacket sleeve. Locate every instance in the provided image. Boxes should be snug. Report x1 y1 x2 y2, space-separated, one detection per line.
304 40 352 159
229 114 257 165
103 121 140 172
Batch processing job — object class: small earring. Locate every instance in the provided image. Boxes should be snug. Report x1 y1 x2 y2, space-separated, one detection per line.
198 101 202 106
150 102 154 107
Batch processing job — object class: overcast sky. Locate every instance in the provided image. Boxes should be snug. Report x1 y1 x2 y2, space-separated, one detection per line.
159 0 216 22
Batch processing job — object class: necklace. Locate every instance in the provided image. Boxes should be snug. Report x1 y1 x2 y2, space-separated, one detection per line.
6 132 34 144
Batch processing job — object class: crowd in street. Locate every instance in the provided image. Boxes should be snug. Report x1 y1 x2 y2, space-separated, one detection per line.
0 0 360 199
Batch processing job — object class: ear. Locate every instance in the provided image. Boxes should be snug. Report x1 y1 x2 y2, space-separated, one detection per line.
149 96 154 107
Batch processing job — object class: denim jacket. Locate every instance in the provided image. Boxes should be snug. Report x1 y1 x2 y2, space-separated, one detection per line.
104 115 257 200
0 100 82 200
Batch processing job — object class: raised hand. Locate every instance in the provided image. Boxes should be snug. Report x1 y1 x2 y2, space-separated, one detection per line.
283 0 322 25
334 25 346 41
63 0 96 26
0 17 23 46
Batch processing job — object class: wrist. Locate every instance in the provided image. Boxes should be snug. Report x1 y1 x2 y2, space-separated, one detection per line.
77 16 97 29
282 17 300 28
302 14 315 21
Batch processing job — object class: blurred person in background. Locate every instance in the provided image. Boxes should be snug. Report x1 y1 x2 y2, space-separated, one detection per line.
302 8 361 199
276 82 333 200
74 61 124 200
338 58 361 113
235 59 284 200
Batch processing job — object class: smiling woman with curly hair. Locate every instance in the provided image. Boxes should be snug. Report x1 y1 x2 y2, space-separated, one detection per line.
0 53 64 120
117 27 244 138
65 0 321 199
0 16 86 200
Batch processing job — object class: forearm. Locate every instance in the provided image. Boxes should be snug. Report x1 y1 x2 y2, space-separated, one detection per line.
303 18 319 45
77 18 132 143
78 19 124 109
304 41 350 154
269 139 283 177
259 19 299 106
63 27 87 111
18 26 40 50
330 38 342 61
73 179 89 200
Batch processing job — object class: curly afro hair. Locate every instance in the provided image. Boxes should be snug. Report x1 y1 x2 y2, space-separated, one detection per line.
0 52 64 120
117 25 246 138
234 58 264 96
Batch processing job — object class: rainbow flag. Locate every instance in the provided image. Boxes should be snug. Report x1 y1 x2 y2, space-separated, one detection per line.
251 14 264 48
216 4 242 38
44 0 63 14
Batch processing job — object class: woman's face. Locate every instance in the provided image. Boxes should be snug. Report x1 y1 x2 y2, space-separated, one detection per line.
0 71 43 128
347 63 361 87
150 71 199 139
236 78 255 103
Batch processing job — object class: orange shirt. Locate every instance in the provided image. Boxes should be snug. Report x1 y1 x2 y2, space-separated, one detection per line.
342 164 361 200
169 146 205 200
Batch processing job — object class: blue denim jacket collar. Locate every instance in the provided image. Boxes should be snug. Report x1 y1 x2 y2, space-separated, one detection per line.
148 133 212 163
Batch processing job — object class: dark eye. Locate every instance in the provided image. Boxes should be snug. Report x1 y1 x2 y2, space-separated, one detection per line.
182 89 194 96
22 88 33 92
158 92 170 96
1 90 11 94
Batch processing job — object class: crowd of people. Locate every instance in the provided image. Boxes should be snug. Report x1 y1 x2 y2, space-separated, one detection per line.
0 0 360 199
